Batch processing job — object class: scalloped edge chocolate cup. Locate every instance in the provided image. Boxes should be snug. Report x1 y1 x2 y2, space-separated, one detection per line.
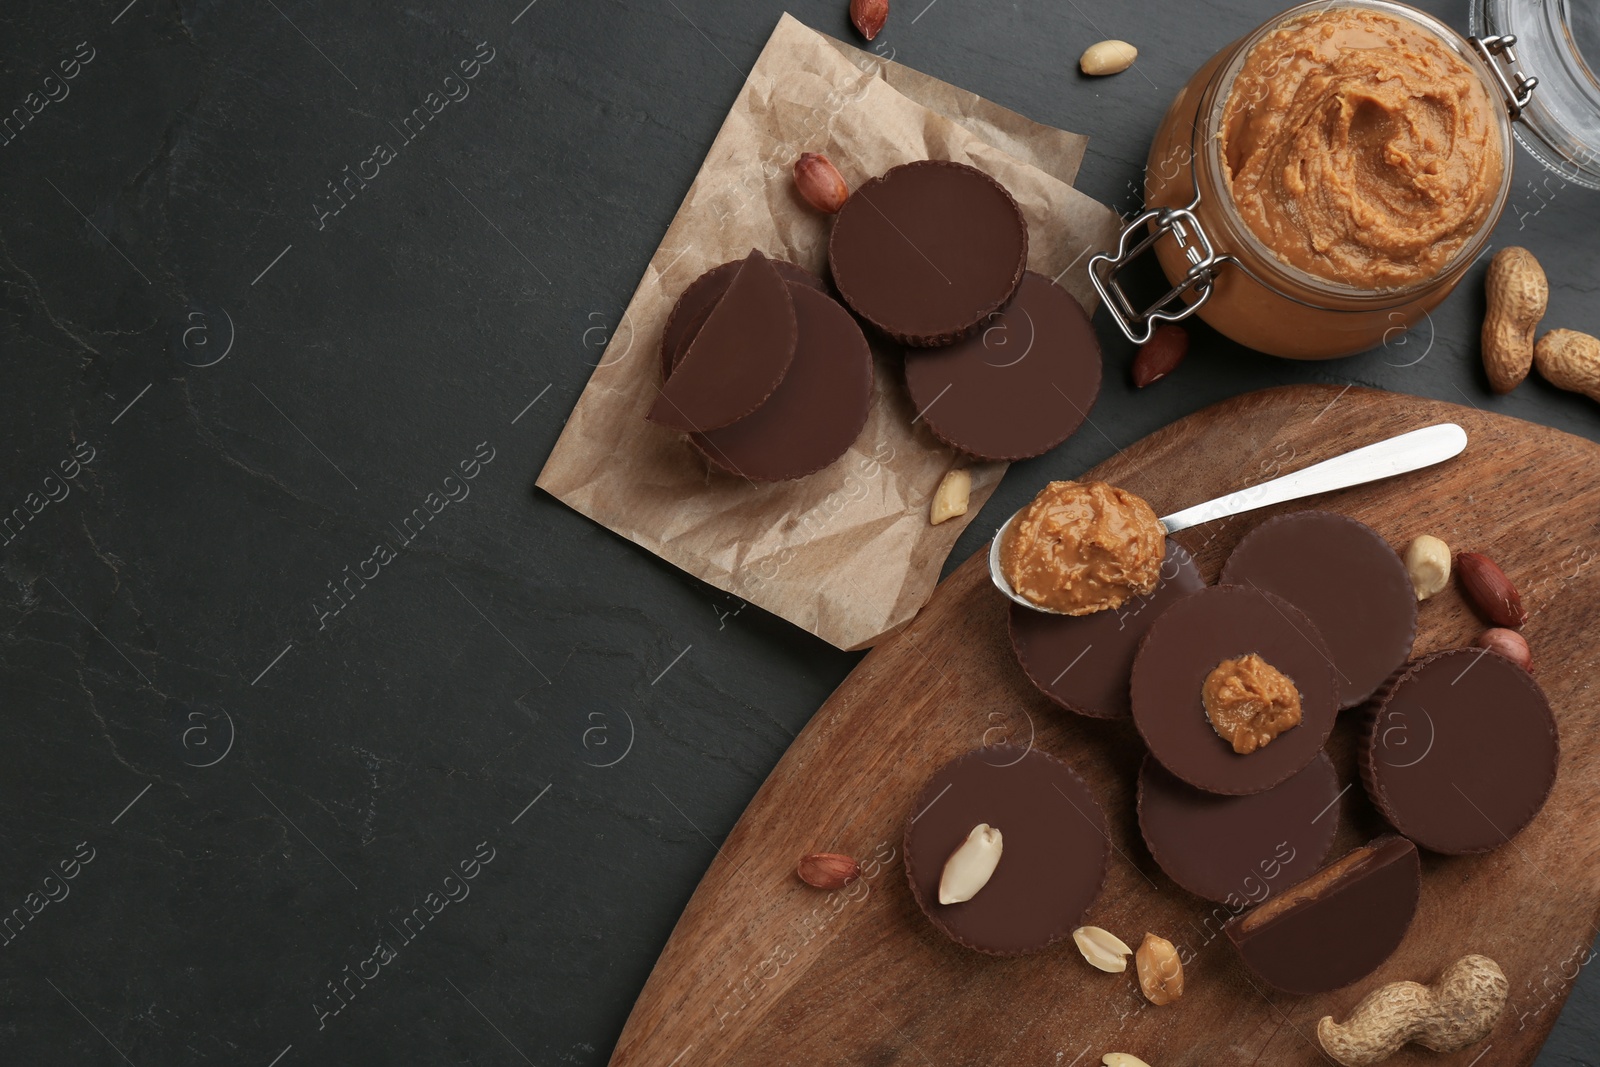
1130 585 1340 796
903 744 1109 956
1220 510 1417 710
902 271 1102 462
1008 539 1205 720
829 160 1028 347
1358 648 1559 855
1136 750 1340 905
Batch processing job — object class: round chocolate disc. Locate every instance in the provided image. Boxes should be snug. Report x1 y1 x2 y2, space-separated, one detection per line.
902 272 1101 461
691 282 874 482
660 259 826 380
1130 585 1340 795
1221 511 1416 709
904 744 1109 955
829 160 1028 346
1360 648 1559 854
1138 752 1340 904
1010 539 1204 719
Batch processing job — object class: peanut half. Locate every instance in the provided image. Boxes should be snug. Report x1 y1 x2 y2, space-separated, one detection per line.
1132 324 1188 387
1402 535 1451 601
793 152 849 214
1475 627 1532 671
929 468 971 525
1073 925 1133 973
1135 932 1184 1005
938 823 1002 904
1080 39 1138 76
1457 551 1527 628
796 852 860 890
851 0 888 41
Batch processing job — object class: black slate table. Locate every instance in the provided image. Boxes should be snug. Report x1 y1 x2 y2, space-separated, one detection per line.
3 0 1598 1064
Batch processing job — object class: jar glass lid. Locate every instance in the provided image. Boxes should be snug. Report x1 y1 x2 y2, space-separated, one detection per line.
1473 0 1600 189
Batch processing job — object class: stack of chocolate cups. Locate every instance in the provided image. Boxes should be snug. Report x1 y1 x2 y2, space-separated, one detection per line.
649 160 1105 481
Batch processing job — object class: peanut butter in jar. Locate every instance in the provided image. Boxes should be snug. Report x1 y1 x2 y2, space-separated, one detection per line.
1098 1 1521 360
1220 8 1504 289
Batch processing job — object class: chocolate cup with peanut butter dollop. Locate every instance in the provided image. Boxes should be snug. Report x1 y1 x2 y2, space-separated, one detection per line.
998 481 1165 616
1131 586 1339 796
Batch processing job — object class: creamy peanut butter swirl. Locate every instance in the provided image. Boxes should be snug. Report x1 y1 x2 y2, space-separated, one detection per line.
1001 480 1164 616
1221 9 1503 289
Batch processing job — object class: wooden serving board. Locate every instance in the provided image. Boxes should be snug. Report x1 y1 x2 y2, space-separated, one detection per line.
611 385 1600 1067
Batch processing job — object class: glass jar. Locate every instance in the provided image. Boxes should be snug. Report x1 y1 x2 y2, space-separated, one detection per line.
1473 0 1600 189
1091 0 1552 360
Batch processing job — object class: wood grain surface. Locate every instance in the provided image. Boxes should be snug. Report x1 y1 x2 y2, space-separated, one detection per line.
608 384 1600 1067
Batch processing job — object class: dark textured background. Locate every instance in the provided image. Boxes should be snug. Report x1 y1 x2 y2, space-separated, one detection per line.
1 0 1597 1063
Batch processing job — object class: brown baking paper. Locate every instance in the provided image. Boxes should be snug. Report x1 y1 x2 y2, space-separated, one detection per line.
536 13 1121 650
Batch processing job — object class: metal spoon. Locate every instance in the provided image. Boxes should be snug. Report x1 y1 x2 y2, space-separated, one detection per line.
990 422 1469 614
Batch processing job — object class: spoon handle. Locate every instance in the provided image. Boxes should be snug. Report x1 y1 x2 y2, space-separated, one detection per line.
1158 423 1468 534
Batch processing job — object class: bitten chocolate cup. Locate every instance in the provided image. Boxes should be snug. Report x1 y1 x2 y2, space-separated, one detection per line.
1137 751 1340 905
1220 510 1416 709
1225 835 1421 996
691 282 874 482
1360 648 1559 855
1130 585 1339 795
1009 539 1204 720
903 744 1109 956
659 259 826 381
829 160 1028 347
647 249 797 432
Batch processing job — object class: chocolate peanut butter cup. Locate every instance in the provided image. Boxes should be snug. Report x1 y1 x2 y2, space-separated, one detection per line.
902 271 1101 461
829 160 1028 346
1221 510 1416 709
1225 835 1421 995
1137 751 1340 905
904 744 1109 955
659 259 825 381
1360 648 1559 855
1009 539 1204 719
1130 585 1339 795
691 281 874 482
647 249 797 432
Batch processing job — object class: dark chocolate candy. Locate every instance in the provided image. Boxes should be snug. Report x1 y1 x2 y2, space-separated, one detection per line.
1130 585 1339 795
829 160 1027 347
902 271 1102 461
647 250 797 432
1225 835 1421 995
904 744 1109 955
659 259 825 381
691 282 874 482
1221 510 1416 709
1137 752 1340 905
1009 539 1204 720
1360 648 1559 855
